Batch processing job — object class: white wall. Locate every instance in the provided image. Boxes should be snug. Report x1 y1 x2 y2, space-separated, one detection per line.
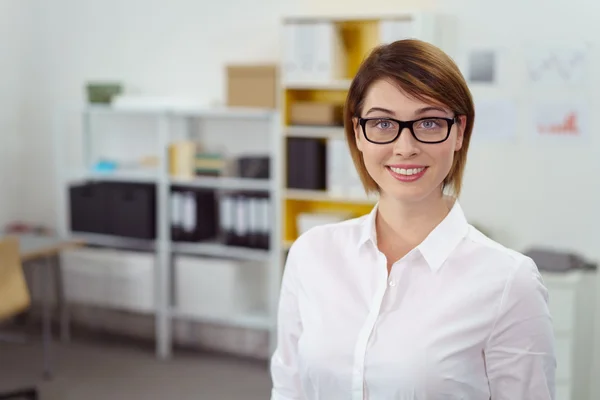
18 0 600 396
0 0 32 228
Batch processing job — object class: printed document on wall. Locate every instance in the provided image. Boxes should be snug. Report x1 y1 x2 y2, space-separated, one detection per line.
472 99 517 142
533 102 587 141
526 43 590 87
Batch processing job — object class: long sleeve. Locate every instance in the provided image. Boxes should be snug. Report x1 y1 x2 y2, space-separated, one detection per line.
270 244 304 400
484 257 557 399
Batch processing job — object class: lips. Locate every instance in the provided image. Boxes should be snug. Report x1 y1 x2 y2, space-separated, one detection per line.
388 166 426 176
386 165 428 182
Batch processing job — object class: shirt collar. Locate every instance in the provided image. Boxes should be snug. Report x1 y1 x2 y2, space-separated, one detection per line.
358 199 470 273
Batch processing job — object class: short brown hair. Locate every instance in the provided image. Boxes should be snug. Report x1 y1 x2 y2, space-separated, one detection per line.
344 39 475 198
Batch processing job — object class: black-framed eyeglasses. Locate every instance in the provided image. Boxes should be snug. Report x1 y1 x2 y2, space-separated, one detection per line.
358 116 458 144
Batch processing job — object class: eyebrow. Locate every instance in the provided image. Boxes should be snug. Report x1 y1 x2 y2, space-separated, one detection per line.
364 107 395 116
364 106 450 117
414 106 450 116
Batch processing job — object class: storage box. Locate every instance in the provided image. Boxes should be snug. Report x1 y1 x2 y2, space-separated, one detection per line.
226 65 277 109
290 102 343 126
69 181 157 239
174 256 266 318
69 182 111 235
61 247 155 313
236 155 270 179
107 182 156 240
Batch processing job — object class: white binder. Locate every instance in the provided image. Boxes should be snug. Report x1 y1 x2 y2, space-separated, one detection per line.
283 21 346 84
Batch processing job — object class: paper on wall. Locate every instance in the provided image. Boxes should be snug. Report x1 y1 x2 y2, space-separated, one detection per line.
526 44 590 87
472 99 517 142
533 102 587 141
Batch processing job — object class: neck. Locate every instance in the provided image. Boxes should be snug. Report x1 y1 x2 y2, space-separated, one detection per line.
376 190 453 249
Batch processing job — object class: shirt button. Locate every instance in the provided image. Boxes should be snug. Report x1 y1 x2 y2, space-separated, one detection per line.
388 280 396 287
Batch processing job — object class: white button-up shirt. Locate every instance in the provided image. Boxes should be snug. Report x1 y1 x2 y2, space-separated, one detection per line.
270 201 556 400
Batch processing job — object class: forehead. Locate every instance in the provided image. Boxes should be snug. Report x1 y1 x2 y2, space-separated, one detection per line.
362 79 449 116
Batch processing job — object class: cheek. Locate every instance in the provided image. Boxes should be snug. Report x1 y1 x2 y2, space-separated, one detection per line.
360 144 390 169
432 145 457 170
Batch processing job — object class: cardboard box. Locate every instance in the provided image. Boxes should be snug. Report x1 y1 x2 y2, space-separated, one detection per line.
227 65 277 109
290 102 344 126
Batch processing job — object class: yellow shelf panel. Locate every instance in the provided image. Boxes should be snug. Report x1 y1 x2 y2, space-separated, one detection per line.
285 189 377 204
338 20 380 78
284 89 348 126
283 198 374 242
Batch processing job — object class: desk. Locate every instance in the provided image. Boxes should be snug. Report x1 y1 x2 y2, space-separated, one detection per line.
8 234 82 379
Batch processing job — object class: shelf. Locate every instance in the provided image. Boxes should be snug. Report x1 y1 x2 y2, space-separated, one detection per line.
84 105 163 116
84 105 275 120
173 106 276 120
283 12 422 23
172 241 271 262
170 308 271 330
170 176 272 192
285 126 346 139
285 189 377 204
283 80 352 90
71 169 158 183
70 172 273 192
68 233 156 251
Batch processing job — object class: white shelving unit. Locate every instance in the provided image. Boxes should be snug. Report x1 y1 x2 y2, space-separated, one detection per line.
54 105 283 360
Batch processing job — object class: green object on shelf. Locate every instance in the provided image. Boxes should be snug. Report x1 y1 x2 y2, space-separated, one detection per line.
86 82 123 104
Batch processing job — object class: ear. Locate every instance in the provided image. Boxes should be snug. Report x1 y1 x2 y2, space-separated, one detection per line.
353 117 364 152
454 115 467 151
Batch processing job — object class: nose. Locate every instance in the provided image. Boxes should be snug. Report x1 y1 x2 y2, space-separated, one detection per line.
392 126 420 157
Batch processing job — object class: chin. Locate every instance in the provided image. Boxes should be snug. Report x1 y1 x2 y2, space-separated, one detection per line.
383 187 431 204
379 176 442 204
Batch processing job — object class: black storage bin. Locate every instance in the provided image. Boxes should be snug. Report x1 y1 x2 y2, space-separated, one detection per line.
69 182 111 235
107 182 157 240
237 156 270 179
171 187 218 242
287 138 326 190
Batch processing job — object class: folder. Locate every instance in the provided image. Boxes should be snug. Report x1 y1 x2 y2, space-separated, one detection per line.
171 190 183 240
247 195 260 248
287 138 326 190
233 194 249 247
259 195 271 250
220 194 235 245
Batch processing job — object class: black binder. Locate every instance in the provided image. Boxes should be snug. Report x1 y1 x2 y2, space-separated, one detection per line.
287 138 326 190
171 187 218 242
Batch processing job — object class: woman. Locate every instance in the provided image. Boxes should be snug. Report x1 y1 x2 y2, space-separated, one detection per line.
271 39 556 399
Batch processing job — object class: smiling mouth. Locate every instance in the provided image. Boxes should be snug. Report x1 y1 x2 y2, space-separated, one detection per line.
388 166 427 176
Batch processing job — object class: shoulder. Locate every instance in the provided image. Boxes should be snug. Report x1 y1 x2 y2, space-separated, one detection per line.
463 226 546 301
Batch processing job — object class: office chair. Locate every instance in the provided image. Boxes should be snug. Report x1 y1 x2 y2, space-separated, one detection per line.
0 237 39 400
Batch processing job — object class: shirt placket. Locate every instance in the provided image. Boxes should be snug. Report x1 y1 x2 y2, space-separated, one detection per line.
351 251 391 400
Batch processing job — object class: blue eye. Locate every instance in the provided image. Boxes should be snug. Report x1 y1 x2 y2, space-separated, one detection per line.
376 120 395 129
418 119 442 129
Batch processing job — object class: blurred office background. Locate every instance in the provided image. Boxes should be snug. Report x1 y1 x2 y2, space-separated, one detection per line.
1 0 599 399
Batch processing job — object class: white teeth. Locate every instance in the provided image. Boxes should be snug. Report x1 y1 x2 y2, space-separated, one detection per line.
390 167 425 176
